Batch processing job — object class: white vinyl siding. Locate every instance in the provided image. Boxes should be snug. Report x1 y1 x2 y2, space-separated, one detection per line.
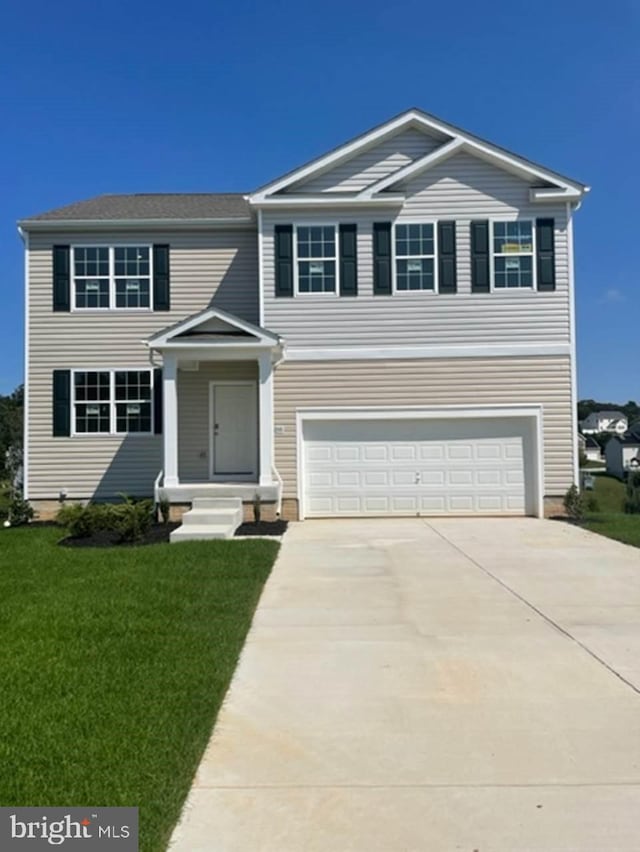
273 356 573 499
263 153 570 348
287 128 444 194
27 227 258 499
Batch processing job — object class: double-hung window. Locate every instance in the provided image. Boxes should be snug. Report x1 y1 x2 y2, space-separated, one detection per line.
492 221 534 289
73 370 152 434
296 226 336 293
73 246 152 309
394 224 436 291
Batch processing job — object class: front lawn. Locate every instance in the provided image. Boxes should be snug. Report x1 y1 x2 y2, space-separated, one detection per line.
0 525 278 851
582 472 640 548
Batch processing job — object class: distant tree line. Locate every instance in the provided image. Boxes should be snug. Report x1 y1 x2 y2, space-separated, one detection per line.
0 385 23 480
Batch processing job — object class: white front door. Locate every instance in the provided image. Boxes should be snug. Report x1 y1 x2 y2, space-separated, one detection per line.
209 382 257 479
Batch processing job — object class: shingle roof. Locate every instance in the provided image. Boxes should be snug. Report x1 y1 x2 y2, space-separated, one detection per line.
588 410 626 420
21 193 251 223
617 430 640 446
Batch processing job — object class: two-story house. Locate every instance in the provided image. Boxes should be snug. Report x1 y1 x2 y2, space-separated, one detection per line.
19 109 589 530
580 411 628 435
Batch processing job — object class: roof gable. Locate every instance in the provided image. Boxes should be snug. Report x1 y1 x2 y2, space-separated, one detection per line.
283 126 446 195
146 307 280 349
250 108 589 205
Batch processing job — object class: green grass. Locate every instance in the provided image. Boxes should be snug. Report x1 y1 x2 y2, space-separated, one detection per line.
583 514 640 548
586 472 625 513
0 526 279 851
583 472 640 548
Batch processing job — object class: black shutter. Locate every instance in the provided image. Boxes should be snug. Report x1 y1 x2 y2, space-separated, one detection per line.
438 221 457 294
274 225 294 297
373 222 392 295
536 218 556 291
52 370 71 437
153 244 170 310
339 224 358 296
52 245 70 312
153 368 163 434
470 221 490 293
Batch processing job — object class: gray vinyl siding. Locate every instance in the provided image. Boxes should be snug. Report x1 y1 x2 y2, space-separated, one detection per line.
27 228 258 499
288 128 442 193
178 361 258 482
273 356 573 498
262 152 571 348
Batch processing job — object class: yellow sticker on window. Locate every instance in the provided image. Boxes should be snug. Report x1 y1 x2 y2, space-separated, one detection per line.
501 243 532 253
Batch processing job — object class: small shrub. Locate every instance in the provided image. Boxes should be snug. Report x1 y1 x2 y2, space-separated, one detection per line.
563 484 585 522
111 496 154 543
586 495 600 513
7 495 34 526
158 494 171 525
624 471 640 515
56 502 112 538
252 492 262 525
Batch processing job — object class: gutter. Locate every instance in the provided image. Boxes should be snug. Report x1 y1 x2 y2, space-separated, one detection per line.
18 217 255 232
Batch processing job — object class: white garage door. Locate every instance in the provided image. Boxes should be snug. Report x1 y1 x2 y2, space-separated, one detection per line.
302 417 532 517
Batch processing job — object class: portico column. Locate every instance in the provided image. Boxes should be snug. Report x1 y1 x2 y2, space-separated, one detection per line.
258 352 274 487
163 353 179 487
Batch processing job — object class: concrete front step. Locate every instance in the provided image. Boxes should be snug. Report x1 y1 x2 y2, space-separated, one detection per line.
170 497 243 543
181 509 241 527
170 524 237 542
191 497 245 510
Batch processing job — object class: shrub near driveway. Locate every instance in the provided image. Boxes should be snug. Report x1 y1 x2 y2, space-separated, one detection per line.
0 526 278 852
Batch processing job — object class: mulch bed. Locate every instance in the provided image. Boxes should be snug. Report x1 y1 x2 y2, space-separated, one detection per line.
234 520 288 537
56 519 288 547
60 523 180 548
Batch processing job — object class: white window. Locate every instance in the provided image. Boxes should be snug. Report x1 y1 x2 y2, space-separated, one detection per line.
492 221 534 289
295 226 337 293
72 246 152 309
394 224 436 291
73 370 153 434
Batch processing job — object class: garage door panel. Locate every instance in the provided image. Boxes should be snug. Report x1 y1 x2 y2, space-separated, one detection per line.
390 445 416 461
303 417 532 517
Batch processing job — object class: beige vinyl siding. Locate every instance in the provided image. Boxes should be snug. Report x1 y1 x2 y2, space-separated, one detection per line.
288 128 443 194
262 152 570 347
273 355 573 499
178 361 258 482
27 228 258 499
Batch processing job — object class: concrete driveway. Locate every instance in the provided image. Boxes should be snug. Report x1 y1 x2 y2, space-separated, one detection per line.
171 518 640 852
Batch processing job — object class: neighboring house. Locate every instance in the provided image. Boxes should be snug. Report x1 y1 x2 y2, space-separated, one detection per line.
18 108 589 522
605 431 640 479
580 411 628 435
578 433 602 463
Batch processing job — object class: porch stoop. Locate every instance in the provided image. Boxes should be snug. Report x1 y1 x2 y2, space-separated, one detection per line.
170 497 243 542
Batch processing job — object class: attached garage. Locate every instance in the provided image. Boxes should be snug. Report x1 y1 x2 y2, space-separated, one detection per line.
298 408 543 518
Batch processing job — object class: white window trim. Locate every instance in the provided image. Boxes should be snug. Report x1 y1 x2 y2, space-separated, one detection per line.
489 218 537 292
71 243 154 312
293 224 340 297
71 368 154 437
392 220 439 295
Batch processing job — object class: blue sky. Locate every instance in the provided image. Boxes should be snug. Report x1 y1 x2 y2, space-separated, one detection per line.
0 0 637 399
